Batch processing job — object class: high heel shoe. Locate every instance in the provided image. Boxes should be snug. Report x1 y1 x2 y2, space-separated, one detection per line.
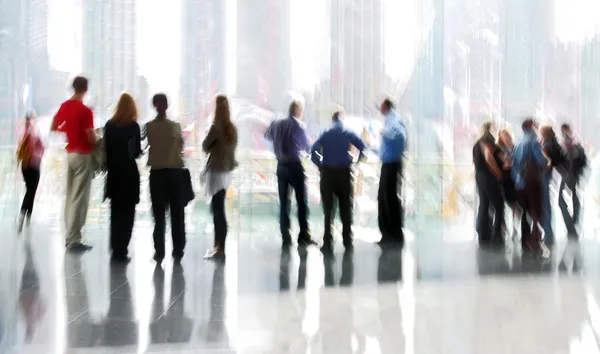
204 247 226 262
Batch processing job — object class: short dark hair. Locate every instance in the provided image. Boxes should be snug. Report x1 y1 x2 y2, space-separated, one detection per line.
382 98 394 111
561 123 571 131
152 93 168 108
332 111 341 121
72 76 88 93
522 118 535 131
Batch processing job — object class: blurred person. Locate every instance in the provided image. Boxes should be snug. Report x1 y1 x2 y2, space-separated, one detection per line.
50 76 97 252
265 100 314 247
539 125 565 245
377 98 407 247
16 111 45 232
310 110 367 253
559 123 587 239
472 121 504 246
512 118 550 256
201 95 238 260
103 93 143 262
146 93 186 263
497 128 520 237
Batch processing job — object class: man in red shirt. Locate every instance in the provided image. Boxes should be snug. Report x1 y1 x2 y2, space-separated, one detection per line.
51 76 97 252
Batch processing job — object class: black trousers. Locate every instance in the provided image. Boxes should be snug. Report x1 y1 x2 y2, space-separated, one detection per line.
558 177 580 237
517 181 542 251
21 166 40 216
378 162 404 241
110 202 136 257
211 189 227 248
276 162 310 241
150 169 186 258
321 166 353 244
475 174 504 243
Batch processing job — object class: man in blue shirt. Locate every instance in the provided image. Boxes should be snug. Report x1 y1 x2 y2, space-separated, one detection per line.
377 99 407 246
511 118 549 255
265 100 313 246
311 111 367 252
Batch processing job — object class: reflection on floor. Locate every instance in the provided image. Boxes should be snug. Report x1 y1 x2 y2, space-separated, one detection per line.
1 164 600 353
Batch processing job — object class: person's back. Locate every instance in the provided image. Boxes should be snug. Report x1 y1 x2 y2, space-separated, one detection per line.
146 118 184 170
265 116 308 163
312 120 365 167
55 99 94 153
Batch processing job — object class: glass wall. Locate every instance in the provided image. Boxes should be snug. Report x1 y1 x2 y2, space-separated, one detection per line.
2 0 600 237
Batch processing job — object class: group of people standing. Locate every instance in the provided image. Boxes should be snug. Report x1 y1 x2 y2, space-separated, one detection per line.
16 75 408 261
17 76 239 263
266 98 407 253
474 118 587 256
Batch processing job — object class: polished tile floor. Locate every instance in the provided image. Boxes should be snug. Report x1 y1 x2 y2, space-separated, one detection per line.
2 169 600 353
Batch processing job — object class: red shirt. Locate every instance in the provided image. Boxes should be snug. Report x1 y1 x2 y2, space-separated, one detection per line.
53 99 94 153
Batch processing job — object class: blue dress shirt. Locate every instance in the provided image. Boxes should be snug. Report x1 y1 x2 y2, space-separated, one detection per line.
379 110 406 163
511 130 549 190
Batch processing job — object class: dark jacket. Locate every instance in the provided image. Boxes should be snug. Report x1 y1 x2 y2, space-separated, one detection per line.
104 121 142 204
202 121 238 172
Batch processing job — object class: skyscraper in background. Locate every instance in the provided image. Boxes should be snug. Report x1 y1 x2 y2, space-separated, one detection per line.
236 0 291 113
82 0 148 121
330 0 384 117
180 0 226 129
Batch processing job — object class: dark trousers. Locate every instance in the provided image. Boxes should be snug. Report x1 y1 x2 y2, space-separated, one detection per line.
150 169 186 258
378 162 404 241
558 177 580 237
475 174 504 243
211 189 227 248
321 166 353 245
21 166 40 216
110 202 135 257
276 162 310 240
517 181 542 251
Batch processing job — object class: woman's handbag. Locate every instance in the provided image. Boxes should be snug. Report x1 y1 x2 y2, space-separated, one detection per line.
181 168 195 206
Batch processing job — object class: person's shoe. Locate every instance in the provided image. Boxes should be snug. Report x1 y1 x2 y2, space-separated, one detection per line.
172 251 184 261
67 243 93 253
298 237 316 247
282 236 292 248
204 248 226 262
540 242 551 259
153 253 164 263
25 214 31 226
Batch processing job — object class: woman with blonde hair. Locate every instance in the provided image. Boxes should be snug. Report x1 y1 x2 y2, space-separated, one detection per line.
497 128 520 236
104 92 143 262
202 94 238 260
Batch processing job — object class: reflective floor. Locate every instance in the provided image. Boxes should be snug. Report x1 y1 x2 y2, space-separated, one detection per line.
2 164 600 353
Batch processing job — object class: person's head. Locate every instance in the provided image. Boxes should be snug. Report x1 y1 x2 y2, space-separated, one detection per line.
72 76 89 95
214 94 236 143
332 110 342 123
561 123 573 139
497 128 513 148
152 93 168 116
522 118 536 133
380 98 394 115
110 93 138 125
289 100 303 119
481 120 494 137
539 124 555 140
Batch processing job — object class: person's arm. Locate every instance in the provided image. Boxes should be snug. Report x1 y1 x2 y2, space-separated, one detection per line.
264 121 274 141
134 123 143 158
481 142 502 181
202 123 218 153
50 105 65 132
349 131 368 162
310 133 324 167
84 109 97 145
175 123 184 154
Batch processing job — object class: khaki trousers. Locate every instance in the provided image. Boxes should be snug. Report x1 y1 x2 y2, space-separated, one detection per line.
65 153 93 246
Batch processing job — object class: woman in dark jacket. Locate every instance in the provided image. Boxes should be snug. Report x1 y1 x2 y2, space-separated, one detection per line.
104 92 142 262
202 95 238 260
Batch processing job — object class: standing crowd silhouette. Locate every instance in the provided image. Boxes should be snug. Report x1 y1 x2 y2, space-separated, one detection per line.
16 76 408 262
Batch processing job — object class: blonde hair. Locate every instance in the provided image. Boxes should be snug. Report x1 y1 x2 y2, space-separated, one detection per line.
539 124 555 139
497 128 513 149
110 93 138 125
